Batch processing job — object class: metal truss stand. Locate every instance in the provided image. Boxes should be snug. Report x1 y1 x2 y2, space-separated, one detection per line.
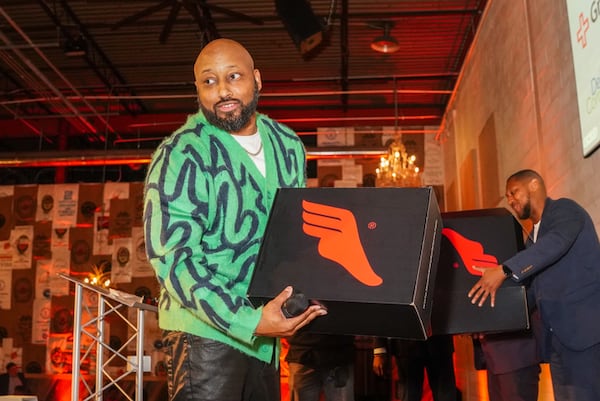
60 273 158 401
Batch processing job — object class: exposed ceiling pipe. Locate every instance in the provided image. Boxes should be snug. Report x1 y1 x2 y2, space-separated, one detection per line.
0 103 51 143
0 71 459 95
9 112 120 121
0 147 387 168
40 0 147 116
0 42 59 50
277 115 440 123
0 7 115 139
0 88 453 107
0 21 96 136
112 128 440 144
290 72 459 82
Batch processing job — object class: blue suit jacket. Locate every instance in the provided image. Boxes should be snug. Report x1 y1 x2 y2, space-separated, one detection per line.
0 371 29 395
504 197 600 354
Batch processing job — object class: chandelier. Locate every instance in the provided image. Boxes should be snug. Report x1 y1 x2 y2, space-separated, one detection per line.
375 139 422 187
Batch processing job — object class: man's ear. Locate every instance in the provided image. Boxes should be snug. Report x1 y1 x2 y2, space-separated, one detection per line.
254 69 262 91
528 178 539 192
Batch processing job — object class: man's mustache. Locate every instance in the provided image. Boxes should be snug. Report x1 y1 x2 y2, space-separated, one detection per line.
215 98 240 107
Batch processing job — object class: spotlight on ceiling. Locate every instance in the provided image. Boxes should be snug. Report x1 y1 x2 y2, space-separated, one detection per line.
275 0 326 57
64 34 87 57
370 21 399 54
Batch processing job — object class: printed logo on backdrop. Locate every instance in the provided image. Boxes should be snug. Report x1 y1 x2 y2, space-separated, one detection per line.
573 1 600 48
11 226 34 268
117 247 130 267
52 228 69 249
576 10 591 48
16 195 35 221
15 234 30 255
14 277 33 303
71 239 91 265
54 228 67 239
80 201 97 219
40 305 51 320
41 194 54 214
33 234 52 259
17 314 32 342
52 307 73 333
113 210 132 237
57 190 76 217
32 292 51 344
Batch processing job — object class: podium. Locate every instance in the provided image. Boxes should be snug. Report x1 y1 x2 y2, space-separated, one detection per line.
59 274 157 401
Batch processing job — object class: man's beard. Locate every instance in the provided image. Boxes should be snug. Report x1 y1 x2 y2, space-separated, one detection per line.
200 82 260 133
518 198 532 219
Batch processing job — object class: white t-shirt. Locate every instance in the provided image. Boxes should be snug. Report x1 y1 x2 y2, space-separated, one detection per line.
232 131 265 177
8 374 23 395
533 220 541 243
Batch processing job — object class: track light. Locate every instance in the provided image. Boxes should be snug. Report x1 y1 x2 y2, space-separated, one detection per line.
64 34 87 57
370 21 399 54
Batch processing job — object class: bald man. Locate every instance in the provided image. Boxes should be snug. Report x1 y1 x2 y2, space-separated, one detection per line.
144 38 327 401
469 169 600 401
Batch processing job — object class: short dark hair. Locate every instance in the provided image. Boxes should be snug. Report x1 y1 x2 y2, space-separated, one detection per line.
5 362 16 370
507 169 544 184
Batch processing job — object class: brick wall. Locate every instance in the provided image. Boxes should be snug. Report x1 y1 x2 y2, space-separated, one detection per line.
441 0 600 225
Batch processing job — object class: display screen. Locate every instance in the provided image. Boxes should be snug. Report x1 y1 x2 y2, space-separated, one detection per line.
566 1 600 157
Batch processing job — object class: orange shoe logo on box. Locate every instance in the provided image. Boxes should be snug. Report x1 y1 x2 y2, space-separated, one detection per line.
441 228 498 276
301 199 383 286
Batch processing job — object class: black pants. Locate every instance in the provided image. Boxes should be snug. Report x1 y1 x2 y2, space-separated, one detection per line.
486 364 540 401
163 331 280 401
391 336 458 401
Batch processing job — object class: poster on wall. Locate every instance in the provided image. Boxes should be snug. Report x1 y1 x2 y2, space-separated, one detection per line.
36 185 55 222
566 1 600 157
32 297 51 344
0 270 11 310
54 183 79 228
10 226 33 270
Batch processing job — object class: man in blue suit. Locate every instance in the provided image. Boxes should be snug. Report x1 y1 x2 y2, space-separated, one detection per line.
469 169 600 401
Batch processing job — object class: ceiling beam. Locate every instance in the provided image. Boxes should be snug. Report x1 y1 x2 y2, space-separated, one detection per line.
38 0 147 116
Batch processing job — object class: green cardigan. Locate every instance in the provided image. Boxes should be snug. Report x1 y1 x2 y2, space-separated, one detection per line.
143 111 306 363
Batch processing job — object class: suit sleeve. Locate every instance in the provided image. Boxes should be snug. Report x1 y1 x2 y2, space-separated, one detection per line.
504 199 584 282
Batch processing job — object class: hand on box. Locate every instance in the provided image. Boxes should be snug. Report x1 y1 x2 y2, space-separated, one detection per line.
468 265 506 307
